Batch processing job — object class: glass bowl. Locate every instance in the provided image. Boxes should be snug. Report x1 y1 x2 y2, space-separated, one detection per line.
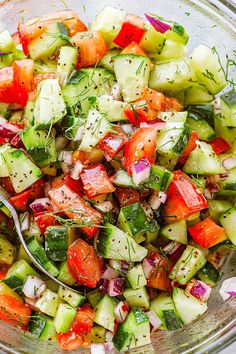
0 0 235 353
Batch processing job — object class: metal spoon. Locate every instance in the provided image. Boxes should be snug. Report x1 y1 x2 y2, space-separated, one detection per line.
0 193 81 293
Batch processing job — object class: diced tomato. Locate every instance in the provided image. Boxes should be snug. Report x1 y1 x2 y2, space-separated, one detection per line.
188 217 227 249
178 131 198 165
113 22 145 47
71 304 95 334
99 126 128 160
162 97 183 112
57 331 84 351
125 100 150 125
13 59 34 106
29 179 44 200
142 88 165 111
34 212 56 234
0 177 15 195
0 67 18 104
80 164 116 199
124 125 159 175
72 31 107 69
0 294 31 328
0 270 6 281
32 72 57 91
68 238 103 288
115 187 140 207
9 190 31 212
10 134 23 148
49 185 103 238
164 170 208 223
0 137 7 145
209 137 231 155
147 252 173 291
121 42 147 56
52 174 84 196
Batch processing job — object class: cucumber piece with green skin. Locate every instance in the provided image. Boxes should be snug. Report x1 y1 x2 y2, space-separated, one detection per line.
3 148 43 193
160 219 187 244
124 287 149 310
150 293 182 330
54 303 76 333
27 237 59 277
29 313 56 341
155 39 187 61
118 202 150 238
57 261 77 286
4 259 38 292
113 307 151 352
34 78 67 130
208 200 233 223
0 236 15 265
189 44 227 95
89 325 106 343
197 262 220 287
79 108 111 152
112 169 136 188
45 226 75 262
149 58 194 93
98 49 120 72
184 86 214 105
94 295 117 331
170 245 206 284
97 95 128 122
57 46 78 87
172 287 207 324
183 140 225 175
0 30 15 52
0 53 14 69
98 223 148 262
113 54 150 102
127 264 147 290
140 21 165 54
158 154 179 172
187 117 215 141
58 285 85 308
28 22 69 60
220 207 236 245
34 59 57 74
60 115 85 141
221 90 236 127
158 111 187 123
165 21 189 45
21 127 57 167
217 167 236 196
91 7 125 46
214 114 236 146
23 101 35 126
143 165 173 191
87 289 104 308
62 68 115 115
0 143 11 177
186 104 215 126
36 289 60 317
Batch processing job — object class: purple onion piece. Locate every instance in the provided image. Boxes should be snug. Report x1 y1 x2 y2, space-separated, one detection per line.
132 158 151 186
99 279 110 294
145 13 171 33
108 278 125 297
30 198 51 213
222 157 236 171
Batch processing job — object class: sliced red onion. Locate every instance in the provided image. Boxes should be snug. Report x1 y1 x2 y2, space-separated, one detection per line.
96 201 113 213
218 173 229 179
10 133 23 148
111 83 122 101
91 344 105 354
0 51 8 55
55 136 68 151
219 277 236 301
70 160 83 180
20 212 30 232
207 182 219 193
99 279 110 294
73 125 85 142
121 124 136 136
146 310 162 331
22 276 46 299
132 158 151 186
163 241 186 263
145 13 171 33
58 150 73 165
114 301 129 323
121 260 130 274
0 117 20 138
25 297 41 312
149 190 167 210
186 279 211 302
102 266 118 280
30 198 51 213
222 157 236 171
108 278 125 297
142 258 154 279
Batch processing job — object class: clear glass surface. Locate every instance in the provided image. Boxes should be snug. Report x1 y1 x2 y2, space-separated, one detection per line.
0 0 235 353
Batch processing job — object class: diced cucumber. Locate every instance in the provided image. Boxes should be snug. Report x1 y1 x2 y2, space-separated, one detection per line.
113 307 151 352
94 295 116 331
54 303 76 333
21 127 57 167
160 219 187 244
217 167 236 196
57 46 78 87
3 148 43 193
98 223 148 262
140 21 165 54
197 262 220 287
189 45 227 94
91 6 125 45
45 226 74 262
215 114 236 145
156 40 187 61
23 100 35 126
28 22 69 60
97 95 128 122
17 244 32 264
0 236 15 265
79 108 111 151
221 90 236 127
58 285 85 308
183 140 225 175
88 325 106 343
220 207 236 245
98 49 120 72
58 261 77 286
5 259 37 291
170 245 206 284
0 144 11 177
112 169 136 188
118 202 150 238
143 165 173 191
0 53 14 69
184 86 214 105
172 287 207 324
0 282 22 301
34 79 67 130
150 293 182 330
113 54 150 102
34 59 57 75
165 21 189 45
29 313 56 341
158 111 187 123
187 104 215 126
208 200 233 223
36 289 59 317
23 217 41 242
87 289 104 308
149 58 194 93
0 30 15 52
127 264 147 290
124 286 149 310
187 117 215 141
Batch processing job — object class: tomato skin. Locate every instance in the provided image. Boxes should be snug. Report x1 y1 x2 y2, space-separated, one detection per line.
147 252 173 291
115 187 140 207
124 125 159 175
0 270 6 280
57 331 84 351
113 22 145 47
121 42 147 56
32 72 57 91
13 59 34 106
0 294 31 328
34 212 56 234
99 126 128 160
142 88 165 111
124 100 149 125
9 190 31 212
188 217 227 249
80 164 116 199
178 131 198 165
0 177 15 195
162 97 183 112
29 179 44 200
71 304 95 334
209 137 230 155
164 171 208 223
0 67 18 104
68 239 103 288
